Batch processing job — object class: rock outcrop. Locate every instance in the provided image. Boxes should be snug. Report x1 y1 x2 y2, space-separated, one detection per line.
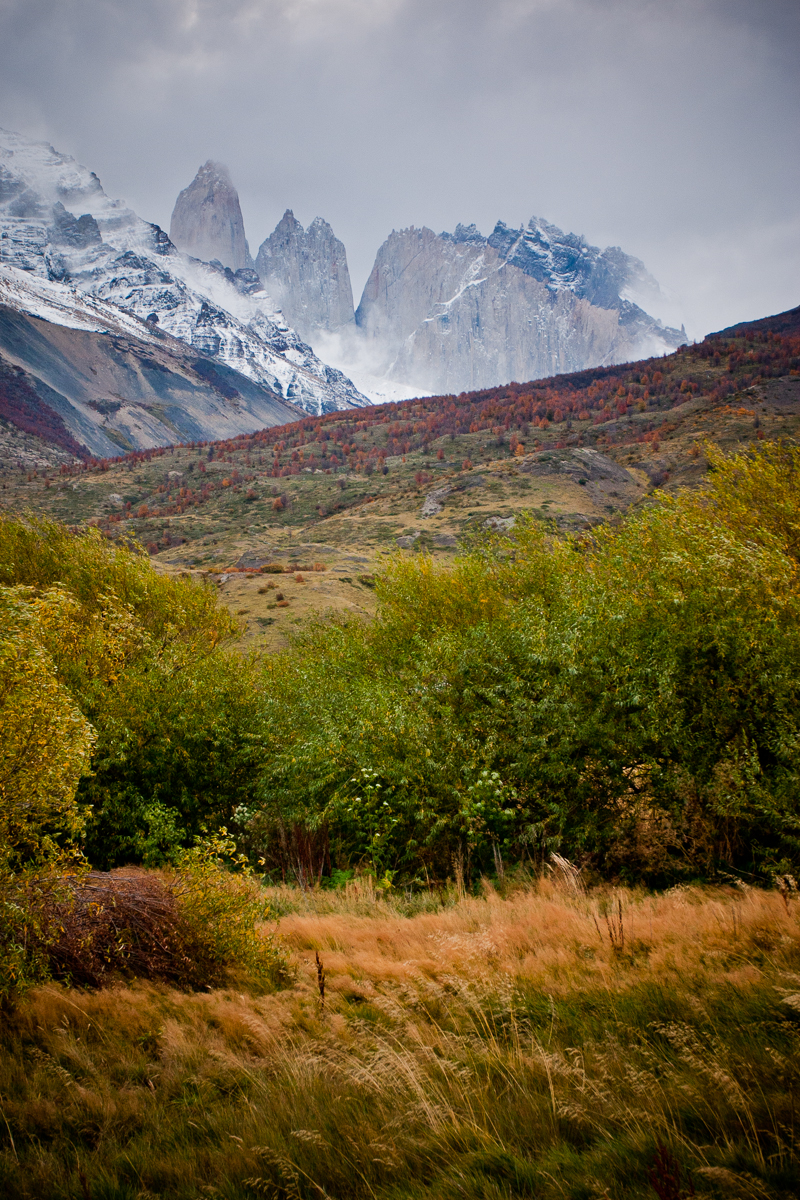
169 161 253 271
355 220 685 395
255 210 354 340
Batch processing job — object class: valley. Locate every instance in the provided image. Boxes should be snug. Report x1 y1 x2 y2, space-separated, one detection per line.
2 6 799 1196
2 312 797 650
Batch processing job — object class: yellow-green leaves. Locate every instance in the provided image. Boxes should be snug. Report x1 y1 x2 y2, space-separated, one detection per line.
0 514 262 871
253 441 800 884
0 586 95 869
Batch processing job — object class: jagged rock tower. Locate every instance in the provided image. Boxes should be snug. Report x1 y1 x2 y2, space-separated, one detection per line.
169 161 253 271
255 210 354 341
354 219 686 394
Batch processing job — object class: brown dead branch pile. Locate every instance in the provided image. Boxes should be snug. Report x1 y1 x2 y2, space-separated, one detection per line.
43 869 217 989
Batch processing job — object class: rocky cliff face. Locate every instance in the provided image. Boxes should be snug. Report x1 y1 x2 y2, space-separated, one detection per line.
169 161 253 272
255 210 354 340
355 220 685 395
0 129 368 416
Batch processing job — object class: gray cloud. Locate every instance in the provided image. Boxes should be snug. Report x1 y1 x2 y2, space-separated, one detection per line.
1 0 797 338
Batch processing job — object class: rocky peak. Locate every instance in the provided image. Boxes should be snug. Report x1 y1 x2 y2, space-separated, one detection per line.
255 209 354 340
169 161 253 271
355 224 488 352
447 222 485 245
48 201 101 249
487 216 658 312
355 220 685 395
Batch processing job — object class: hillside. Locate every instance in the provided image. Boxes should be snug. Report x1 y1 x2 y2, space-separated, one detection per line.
1 305 798 649
0 295 304 458
2 317 800 1199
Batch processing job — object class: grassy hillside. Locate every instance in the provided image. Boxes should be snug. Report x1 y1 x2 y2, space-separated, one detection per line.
1 307 797 650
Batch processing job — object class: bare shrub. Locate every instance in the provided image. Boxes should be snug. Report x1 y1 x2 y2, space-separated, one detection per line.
44 869 208 989
41 853 290 992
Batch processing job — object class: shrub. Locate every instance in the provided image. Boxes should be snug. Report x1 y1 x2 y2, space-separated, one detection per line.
0 515 266 870
43 868 205 989
251 443 800 885
171 831 290 988
32 835 290 992
0 587 95 869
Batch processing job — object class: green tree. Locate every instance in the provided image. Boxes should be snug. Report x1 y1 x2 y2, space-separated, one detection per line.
0 585 96 1002
0 516 266 868
251 443 800 883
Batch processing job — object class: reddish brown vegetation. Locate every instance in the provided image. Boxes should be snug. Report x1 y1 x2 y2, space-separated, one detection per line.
0 355 88 460
21 307 800 487
43 870 221 990
144 314 798 478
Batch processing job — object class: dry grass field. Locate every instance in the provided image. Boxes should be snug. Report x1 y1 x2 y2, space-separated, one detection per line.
1 877 799 1199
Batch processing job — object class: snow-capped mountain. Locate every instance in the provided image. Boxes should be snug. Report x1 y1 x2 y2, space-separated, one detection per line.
0 124 686 418
352 221 686 395
0 264 305 457
486 217 654 307
0 128 369 416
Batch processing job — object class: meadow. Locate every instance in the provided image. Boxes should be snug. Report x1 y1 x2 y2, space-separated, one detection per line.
1 877 798 1199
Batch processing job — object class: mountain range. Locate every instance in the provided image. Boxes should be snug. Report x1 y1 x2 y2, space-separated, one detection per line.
0 128 368 455
1 127 686 456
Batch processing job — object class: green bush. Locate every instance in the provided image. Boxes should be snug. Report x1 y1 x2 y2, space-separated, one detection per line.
252 442 800 884
0 585 95 1006
0 515 268 868
172 830 291 989
0 518 290 1001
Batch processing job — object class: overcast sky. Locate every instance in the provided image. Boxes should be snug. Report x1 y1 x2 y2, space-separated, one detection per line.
1 0 797 337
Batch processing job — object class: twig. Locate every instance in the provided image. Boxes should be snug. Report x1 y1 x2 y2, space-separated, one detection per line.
0 1100 18 1164
315 951 326 1010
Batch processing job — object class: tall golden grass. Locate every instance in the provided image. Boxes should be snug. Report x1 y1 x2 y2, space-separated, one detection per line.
1 879 798 1199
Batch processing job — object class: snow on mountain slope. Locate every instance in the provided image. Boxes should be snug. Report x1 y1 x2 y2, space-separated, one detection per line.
0 128 369 416
0 261 165 337
0 264 305 457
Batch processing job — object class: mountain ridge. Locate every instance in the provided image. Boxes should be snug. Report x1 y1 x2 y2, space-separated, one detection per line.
0 128 369 417
351 220 685 395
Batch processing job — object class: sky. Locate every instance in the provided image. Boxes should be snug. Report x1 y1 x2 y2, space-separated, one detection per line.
0 0 798 339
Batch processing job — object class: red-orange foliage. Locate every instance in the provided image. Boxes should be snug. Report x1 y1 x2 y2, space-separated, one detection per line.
48 309 799 482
